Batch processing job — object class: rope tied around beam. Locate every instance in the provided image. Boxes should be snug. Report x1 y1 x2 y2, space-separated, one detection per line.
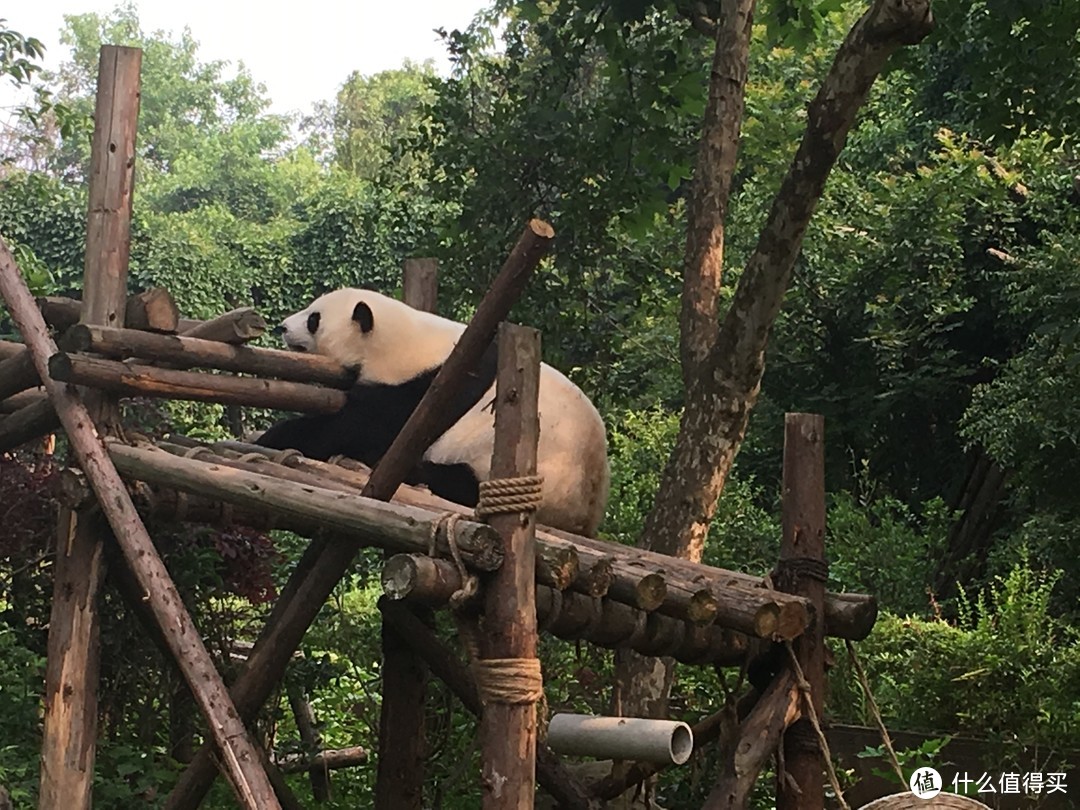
427 512 479 611
474 474 544 518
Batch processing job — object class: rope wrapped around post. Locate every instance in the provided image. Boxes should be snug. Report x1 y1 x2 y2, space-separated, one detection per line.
474 475 544 520
428 473 547 709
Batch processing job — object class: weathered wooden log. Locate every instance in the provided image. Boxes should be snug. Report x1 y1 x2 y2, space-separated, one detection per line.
286 686 331 801
824 591 877 640
379 598 599 810
39 48 142 810
164 220 555 810
153 440 581 594
108 441 504 571
0 339 24 361
0 215 279 809
0 388 46 413
383 555 751 666
580 554 616 598
479 324 542 810
605 561 667 612
276 746 368 774
777 414 827 810
180 307 265 343
37 294 201 334
0 347 39 400
0 396 60 452
60 324 355 388
536 542 579 591
401 258 438 313
658 582 719 625
167 438 618 599
382 554 465 605
703 670 801 809
151 437 814 637
48 353 347 413
564 531 872 640
124 287 179 332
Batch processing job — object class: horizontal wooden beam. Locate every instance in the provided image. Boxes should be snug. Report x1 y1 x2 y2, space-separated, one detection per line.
382 554 752 666
48 353 346 413
38 294 197 334
109 440 504 572
0 347 39 401
60 324 354 388
0 396 60 452
180 307 266 344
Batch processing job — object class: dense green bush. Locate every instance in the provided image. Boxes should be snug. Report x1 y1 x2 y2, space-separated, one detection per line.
831 559 1080 768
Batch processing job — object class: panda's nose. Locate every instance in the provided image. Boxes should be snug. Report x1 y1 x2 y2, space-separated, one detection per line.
271 323 285 336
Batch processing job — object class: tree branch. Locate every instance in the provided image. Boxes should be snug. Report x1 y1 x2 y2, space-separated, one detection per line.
679 0 756 381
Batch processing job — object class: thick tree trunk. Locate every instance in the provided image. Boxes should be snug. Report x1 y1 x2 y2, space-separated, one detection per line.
612 0 935 779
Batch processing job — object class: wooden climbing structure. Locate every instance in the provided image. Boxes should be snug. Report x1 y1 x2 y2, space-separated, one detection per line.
0 45 879 810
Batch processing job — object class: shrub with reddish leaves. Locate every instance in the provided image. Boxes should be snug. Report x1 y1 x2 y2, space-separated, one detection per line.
0 451 59 559
211 525 282 605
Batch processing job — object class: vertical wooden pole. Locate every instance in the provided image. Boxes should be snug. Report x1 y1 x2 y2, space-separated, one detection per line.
39 45 141 810
777 413 827 810
374 258 438 810
480 323 541 809
402 257 438 313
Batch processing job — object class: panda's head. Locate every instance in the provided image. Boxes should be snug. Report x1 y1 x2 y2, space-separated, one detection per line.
279 288 463 384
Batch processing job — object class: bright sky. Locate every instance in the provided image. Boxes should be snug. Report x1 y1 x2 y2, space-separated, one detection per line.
1 0 486 118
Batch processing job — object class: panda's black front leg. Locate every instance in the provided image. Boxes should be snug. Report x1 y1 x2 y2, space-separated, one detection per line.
254 412 348 461
412 461 481 509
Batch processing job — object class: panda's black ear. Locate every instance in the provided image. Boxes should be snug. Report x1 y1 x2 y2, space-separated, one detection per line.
352 302 374 333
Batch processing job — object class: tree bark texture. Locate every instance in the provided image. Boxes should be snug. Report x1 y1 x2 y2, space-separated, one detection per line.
679 0 757 381
776 414 827 810
616 0 934 735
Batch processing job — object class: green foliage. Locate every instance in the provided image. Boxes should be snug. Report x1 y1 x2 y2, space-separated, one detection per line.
0 19 45 87
0 627 45 806
916 0 1080 144
827 480 951 616
325 60 438 180
832 559 1080 765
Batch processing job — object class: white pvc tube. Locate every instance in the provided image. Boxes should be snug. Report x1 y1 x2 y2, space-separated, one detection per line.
546 714 694 765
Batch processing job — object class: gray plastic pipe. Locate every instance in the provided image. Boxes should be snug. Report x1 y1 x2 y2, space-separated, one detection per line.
546 714 694 765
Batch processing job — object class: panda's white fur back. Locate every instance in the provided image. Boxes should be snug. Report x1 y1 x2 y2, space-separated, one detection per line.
283 288 610 536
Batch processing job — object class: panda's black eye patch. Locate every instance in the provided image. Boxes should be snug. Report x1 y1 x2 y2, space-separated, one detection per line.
306 312 321 334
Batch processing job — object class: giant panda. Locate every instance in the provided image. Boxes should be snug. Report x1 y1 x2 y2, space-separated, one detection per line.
256 288 610 536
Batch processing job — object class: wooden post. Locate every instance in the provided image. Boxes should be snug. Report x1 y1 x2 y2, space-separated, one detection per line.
375 259 439 810
777 413 827 810
480 323 542 808
402 257 438 313
38 45 141 810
